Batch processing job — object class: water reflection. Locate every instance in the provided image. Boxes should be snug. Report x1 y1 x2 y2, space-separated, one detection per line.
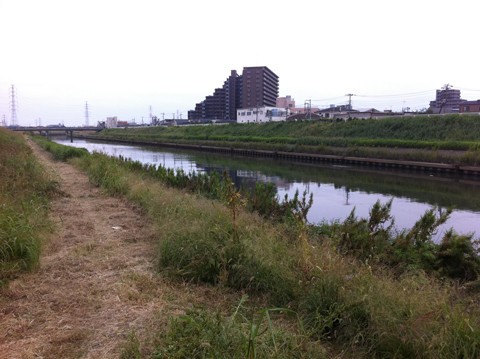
54 138 480 238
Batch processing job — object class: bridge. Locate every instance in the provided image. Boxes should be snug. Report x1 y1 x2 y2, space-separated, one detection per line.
10 126 102 142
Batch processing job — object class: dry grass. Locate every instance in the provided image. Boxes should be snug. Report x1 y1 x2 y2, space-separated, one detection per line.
0 139 241 358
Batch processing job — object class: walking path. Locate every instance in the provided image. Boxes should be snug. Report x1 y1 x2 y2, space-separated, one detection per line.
0 140 169 358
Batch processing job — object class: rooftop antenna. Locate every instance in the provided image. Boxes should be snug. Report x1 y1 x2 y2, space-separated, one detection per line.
10 85 18 126
85 102 90 127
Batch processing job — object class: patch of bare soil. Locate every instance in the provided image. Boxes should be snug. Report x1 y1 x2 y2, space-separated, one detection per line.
0 141 182 358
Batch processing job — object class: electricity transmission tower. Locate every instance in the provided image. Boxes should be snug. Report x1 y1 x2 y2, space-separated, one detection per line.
10 85 18 126
85 102 90 127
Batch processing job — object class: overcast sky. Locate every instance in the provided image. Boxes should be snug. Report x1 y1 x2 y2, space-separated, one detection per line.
1 0 479 126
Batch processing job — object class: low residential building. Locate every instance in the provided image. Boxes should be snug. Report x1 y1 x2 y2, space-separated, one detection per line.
459 100 480 113
236 106 288 123
276 95 295 110
316 106 389 120
105 116 118 128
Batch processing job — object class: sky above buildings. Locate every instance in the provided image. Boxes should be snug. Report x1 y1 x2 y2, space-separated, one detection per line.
1 0 479 126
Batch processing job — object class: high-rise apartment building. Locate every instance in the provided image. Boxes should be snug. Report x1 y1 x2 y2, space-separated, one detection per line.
188 66 279 121
241 66 278 108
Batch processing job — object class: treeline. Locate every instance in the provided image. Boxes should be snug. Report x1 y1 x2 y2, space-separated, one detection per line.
35 136 480 358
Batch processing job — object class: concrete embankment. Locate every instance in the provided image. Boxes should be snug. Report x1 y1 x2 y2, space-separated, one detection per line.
79 136 480 177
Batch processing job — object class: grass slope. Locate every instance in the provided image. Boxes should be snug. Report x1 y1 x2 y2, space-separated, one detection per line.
95 114 480 165
33 138 480 358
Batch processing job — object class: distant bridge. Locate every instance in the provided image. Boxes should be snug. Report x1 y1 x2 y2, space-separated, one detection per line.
10 126 102 142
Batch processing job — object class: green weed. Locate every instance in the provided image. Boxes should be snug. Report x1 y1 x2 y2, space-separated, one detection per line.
0 130 54 282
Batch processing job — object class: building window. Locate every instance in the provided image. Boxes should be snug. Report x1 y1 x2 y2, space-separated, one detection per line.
247 112 251 115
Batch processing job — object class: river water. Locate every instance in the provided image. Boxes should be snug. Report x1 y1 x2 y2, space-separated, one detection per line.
55 138 480 239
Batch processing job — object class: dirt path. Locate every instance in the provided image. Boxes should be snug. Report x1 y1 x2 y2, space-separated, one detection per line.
0 141 171 358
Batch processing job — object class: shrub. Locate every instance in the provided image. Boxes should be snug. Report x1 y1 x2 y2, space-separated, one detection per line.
337 200 394 262
436 230 480 281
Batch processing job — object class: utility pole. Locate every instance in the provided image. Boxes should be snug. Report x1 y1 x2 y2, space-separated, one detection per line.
345 93 355 111
149 105 153 124
304 100 311 120
85 102 90 127
10 85 18 126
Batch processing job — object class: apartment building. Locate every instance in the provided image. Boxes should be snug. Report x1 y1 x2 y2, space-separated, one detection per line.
429 86 463 114
188 66 279 121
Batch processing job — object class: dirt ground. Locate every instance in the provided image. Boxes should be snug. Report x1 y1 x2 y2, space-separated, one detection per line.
0 140 182 358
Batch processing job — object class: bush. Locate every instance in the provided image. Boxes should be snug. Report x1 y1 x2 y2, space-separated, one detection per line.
337 200 394 262
436 230 480 281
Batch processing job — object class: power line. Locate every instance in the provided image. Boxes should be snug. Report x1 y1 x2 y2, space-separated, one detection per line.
355 90 435 98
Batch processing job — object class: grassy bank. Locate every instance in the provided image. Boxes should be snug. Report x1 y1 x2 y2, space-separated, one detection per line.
0 130 56 284
93 114 480 165
35 138 480 358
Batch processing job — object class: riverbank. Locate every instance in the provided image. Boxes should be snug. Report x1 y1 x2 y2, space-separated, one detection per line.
3 133 480 357
78 135 480 177
83 114 480 176
25 136 480 357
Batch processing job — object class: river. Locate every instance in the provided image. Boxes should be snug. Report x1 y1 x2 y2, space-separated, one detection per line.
54 138 480 240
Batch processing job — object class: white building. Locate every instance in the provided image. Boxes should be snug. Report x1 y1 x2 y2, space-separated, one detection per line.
236 106 288 124
105 116 118 128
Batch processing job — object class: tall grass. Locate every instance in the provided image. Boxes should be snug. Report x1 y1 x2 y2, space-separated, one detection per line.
39 140 480 357
0 130 56 283
34 135 89 161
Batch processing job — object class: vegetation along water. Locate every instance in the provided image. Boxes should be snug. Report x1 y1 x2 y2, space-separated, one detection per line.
33 134 480 358
54 137 480 239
